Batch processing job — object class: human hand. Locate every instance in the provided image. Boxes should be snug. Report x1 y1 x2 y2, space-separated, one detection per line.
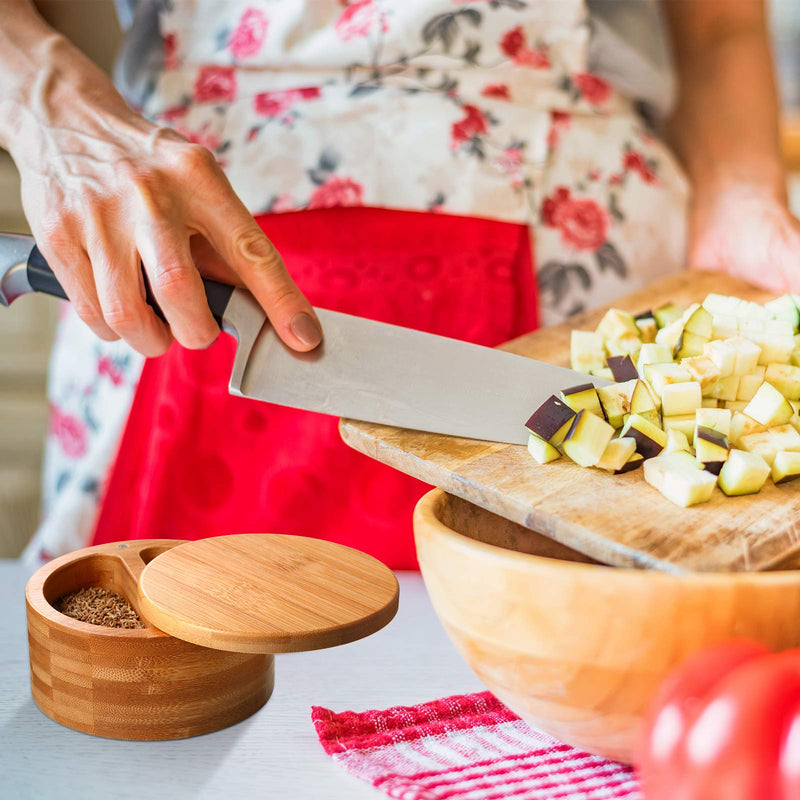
6 37 321 358
688 179 800 295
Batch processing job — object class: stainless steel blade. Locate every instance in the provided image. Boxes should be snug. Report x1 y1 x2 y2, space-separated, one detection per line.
0 233 34 306
229 307 611 445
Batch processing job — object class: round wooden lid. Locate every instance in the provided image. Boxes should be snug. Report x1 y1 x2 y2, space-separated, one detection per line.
137 534 399 653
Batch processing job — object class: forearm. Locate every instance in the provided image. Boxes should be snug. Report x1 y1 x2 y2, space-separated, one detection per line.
662 0 784 200
0 0 148 164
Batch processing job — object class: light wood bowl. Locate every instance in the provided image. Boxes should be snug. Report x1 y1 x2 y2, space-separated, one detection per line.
414 489 800 763
26 540 273 740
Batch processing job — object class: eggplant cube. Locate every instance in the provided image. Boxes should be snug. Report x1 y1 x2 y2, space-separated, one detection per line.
730 411 767 446
606 355 639 383
527 433 562 465
654 302 683 329
743 382 795 426
636 317 658 344
665 428 692 454
765 295 800 331
695 407 732 437
621 413 667 459
738 431 779 467
562 410 615 468
771 451 800 484
636 343 673 377
736 367 765 402
726 337 762 375
695 426 729 474
596 436 637 472
704 339 737 377
683 305 713 339
615 452 644 474
645 363 691 396
711 314 739 340
711 375 740 402
764 363 800 401
655 317 685 351
680 355 721 396
597 379 638 428
663 414 697 445
718 449 771 496
643 452 717 508
768 424 800 453
570 330 606 374
596 309 639 341
661 381 702 417
560 383 603 418
525 395 576 446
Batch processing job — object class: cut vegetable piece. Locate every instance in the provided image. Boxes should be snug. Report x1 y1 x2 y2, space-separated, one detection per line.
765 295 800 331
730 412 767 446
722 401 748 412
596 437 637 471
527 433 561 464
768 424 800 453
560 383 603 417
764 363 800 401
570 330 606 374
525 395 576 444
620 413 667 459
596 379 637 428
711 314 739 340
680 355 721 396
675 331 709 359
630 379 659 425
695 426 729 474
711 376 740 402
606 355 639 382
643 452 717 508
726 337 762 375
590 367 615 381
562 410 615 468
738 431 779 467
655 317 685 351
736 367 765 401
702 398 719 408
663 414 697 445
683 305 713 339
596 309 639 341
636 316 657 344
654 302 683 329
665 428 692 454
645 363 691 396
748 331 795 365
703 293 738 315
771 451 800 484
615 452 644 474
661 381 702 417
605 335 642 358
695 407 732 437
637 343 673 376
743 382 795 426
718 449 771 496
704 339 737 377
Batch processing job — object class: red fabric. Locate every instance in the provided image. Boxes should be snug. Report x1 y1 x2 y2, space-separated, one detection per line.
312 691 640 799
91 207 538 569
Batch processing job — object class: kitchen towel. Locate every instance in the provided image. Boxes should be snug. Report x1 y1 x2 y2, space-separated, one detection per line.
312 690 641 799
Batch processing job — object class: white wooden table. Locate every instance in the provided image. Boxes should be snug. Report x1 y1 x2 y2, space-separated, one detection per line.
0 563 483 800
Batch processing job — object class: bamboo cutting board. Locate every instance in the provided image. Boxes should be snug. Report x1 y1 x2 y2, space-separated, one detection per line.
340 271 800 574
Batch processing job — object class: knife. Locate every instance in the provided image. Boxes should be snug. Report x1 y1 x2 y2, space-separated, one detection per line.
0 232 610 444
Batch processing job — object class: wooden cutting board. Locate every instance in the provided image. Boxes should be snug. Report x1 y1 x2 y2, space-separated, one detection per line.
340 271 800 574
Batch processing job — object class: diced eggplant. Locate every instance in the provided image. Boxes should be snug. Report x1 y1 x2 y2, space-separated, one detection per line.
615 452 644 474
675 331 709 360
596 379 638 428
704 339 737 377
726 337 762 375
635 317 657 344
694 407 732 437
771 451 800 484
644 363 691 396
525 395 576 444
661 381 702 417
596 437 637 472
711 313 739 340
655 317 685 352
738 430 779 467
560 383 603 417
630 380 660 425
764 363 800 401
527 433 562 465
765 295 800 332
562 410 615 468
643 452 717 508
620 413 667 459
606 355 639 383
683 305 713 339
702 398 719 408
711 375 740 402
695 426 729 474
730 411 767 446
736 366 765 401
743 381 795 426
680 355 721 395
596 309 639 341
718 449 771 496
665 428 692 454
637 343 673 377
768 424 800 453
663 414 697 445
654 302 683 329
570 330 606 374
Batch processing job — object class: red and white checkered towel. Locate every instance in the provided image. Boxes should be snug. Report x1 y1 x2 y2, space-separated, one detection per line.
312 691 641 800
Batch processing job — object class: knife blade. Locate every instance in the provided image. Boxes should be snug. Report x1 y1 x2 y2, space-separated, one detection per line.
1 232 610 444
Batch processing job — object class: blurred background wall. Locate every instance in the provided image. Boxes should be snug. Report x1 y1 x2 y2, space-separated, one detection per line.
1 0 800 556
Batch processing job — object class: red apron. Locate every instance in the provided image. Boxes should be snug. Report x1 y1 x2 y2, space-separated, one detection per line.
91 207 538 569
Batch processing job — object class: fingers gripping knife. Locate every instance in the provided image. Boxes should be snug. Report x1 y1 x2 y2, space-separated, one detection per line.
0 232 609 444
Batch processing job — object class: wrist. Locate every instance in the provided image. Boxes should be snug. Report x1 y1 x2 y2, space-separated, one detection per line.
688 158 788 210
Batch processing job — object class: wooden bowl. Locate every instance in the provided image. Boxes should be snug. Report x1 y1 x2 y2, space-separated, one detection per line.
414 489 800 763
26 540 273 740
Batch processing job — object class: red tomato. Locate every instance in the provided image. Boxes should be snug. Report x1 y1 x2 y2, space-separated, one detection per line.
636 640 800 800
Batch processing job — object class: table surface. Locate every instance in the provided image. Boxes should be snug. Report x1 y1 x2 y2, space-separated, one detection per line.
0 562 483 800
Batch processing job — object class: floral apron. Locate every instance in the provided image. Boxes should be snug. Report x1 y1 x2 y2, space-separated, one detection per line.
24 0 688 566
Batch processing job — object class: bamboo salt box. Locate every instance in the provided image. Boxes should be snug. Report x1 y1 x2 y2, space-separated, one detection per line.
26 534 398 740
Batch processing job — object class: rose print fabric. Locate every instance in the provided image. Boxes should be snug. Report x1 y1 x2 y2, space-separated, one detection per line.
24 0 688 564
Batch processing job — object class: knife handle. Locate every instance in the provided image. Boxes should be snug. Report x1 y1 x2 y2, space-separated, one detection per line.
27 245 235 327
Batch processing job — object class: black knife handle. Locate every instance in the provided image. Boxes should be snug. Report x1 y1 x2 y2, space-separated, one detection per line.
27 245 235 327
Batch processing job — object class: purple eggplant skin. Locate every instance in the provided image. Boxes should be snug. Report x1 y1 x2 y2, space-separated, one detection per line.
525 395 575 440
695 426 729 449
628 428 664 460
634 309 654 321
606 355 638 382
562 383 594 397
615 454 644 474
702 461 725 476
